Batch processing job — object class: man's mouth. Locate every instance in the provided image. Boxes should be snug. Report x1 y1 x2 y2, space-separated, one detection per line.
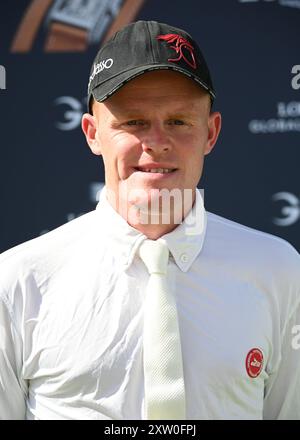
135 167 177 174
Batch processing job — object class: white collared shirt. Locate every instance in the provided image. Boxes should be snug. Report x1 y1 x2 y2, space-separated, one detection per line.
0 188 300 420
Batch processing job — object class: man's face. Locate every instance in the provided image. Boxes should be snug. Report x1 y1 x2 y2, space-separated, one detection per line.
82 70 221 223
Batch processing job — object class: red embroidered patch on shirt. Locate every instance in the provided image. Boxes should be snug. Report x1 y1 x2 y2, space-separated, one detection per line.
246 348 264 378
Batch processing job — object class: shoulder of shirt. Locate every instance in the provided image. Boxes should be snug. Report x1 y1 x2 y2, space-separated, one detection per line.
207 211 298 251
0 210 100 294
206 211 300 277
205 212 300 310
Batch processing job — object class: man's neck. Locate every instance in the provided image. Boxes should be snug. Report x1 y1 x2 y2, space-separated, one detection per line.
126 220 180 240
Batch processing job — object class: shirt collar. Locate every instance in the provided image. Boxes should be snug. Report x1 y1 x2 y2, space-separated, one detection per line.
158 188 207 272
95 187 207 272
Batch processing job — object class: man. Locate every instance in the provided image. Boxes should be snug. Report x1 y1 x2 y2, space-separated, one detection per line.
0 20 299 420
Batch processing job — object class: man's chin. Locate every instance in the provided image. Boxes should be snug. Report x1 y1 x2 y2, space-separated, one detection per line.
106 181 195 225
121 187 191 227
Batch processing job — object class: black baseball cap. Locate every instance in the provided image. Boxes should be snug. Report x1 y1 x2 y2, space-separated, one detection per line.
87 20 216 113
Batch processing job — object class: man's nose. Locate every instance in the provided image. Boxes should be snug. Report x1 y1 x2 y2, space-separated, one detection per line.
141 122 171 154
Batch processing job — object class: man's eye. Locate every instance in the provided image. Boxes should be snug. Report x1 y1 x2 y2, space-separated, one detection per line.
169 120 185 125
126 120 144 126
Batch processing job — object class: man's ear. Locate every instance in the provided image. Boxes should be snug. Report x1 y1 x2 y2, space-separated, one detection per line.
81 113 102 156
204 111 222 155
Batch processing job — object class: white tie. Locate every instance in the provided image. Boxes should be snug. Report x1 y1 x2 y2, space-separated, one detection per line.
139 239 186 420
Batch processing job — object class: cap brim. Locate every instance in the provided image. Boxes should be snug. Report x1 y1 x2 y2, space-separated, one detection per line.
90 63 216 110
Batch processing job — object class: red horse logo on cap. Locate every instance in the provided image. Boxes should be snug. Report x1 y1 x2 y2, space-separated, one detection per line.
157 34 197 70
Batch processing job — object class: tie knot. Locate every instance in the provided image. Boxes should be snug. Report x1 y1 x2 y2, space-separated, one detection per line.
139 239 169 275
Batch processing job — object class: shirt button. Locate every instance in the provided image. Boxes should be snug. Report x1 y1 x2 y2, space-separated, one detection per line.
180 253 188 263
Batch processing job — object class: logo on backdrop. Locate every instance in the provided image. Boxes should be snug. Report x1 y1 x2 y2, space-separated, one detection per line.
249 101 300 134
0 65 6 90
292 65 300 90
272 192 300 226
54 96 84 131
239 0 300 9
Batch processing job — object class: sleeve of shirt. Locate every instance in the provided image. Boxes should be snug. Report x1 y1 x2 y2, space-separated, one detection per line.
263 294 300 420
0 293 27 419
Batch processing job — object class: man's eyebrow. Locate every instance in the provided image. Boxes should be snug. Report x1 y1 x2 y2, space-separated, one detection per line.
109 107 200 118
108 108 144 118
